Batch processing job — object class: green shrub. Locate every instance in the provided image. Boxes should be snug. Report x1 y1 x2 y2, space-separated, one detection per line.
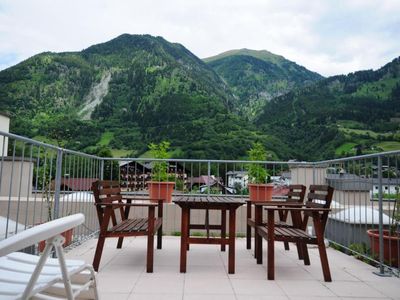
247 142 271 184
149 141 170 182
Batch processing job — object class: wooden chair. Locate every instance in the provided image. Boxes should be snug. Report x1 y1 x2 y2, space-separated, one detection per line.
255 185 334 281
92 180 163 273
246 184 306 254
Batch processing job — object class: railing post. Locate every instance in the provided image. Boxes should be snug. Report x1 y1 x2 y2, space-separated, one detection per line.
100 159 104 180
53 148 63 220
312 163 316 185
375 155 388 276
207 161 211 195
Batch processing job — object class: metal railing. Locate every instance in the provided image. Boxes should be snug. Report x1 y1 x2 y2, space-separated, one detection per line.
0 131 102 251
316 151 400 277
0 130 399 276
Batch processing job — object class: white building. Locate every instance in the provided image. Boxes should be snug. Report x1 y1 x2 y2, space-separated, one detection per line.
226 171 248 189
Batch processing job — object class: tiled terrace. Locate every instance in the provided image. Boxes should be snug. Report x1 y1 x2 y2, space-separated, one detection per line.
67 236 399 300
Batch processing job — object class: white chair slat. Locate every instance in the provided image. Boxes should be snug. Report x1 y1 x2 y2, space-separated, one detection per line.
0 256 79 276
7 252 83 267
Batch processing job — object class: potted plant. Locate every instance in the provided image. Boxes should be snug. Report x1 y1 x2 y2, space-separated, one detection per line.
247 142 273 202
367 187 400 267
147 141 175 203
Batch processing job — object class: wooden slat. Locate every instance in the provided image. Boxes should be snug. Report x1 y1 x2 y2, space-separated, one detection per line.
99 187 121 195
309 185 329 191
307 193 328 201
287 191 302 198
289 184 306 189
99 195 122 203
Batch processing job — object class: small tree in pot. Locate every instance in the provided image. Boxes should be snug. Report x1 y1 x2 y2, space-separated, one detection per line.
247 142 272 202
147 141 175 203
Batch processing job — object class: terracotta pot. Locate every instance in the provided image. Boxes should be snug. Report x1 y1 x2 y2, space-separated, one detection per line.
148 181 175 203
367 229 399 267
38 228 74 252
248 184 274 202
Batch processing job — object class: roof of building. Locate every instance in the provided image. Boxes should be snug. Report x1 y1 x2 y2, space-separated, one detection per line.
190 176 218 185
329 206 392 225
53 178 99 191
326 174 372 191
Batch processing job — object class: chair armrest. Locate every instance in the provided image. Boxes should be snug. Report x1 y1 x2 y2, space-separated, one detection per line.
255 201 303 207
122 195 161 201
263 207 331 212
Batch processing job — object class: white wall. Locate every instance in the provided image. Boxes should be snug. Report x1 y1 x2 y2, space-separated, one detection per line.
290 165 327 193
0 114 10 157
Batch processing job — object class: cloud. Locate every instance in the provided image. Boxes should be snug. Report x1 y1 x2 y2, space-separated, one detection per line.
0 0 399 76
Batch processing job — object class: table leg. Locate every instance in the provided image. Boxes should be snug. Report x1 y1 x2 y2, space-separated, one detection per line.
187 209 190 251
157 200 163 250
267 210 275 280
228 207 236 274
255 205 262 264
246 201 251 250
180 207 189 273
221 209 226 252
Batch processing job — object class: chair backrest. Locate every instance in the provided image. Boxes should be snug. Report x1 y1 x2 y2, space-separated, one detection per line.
92 180 123 225
305 185 334 209
92 180 123 203
286 184 306 203
304 185 334 229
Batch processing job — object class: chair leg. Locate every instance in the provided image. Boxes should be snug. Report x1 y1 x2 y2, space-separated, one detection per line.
117 237 124 249
147 207 155 273
254 231 257 259
146 233 154 273
221 209 226 252
317 242 332 282
302 243 310 265
93 237 106 272
284 241 290 251
157 226 162 250
296 242 304 260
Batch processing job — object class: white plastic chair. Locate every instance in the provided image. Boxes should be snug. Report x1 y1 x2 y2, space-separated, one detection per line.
0 214 99 299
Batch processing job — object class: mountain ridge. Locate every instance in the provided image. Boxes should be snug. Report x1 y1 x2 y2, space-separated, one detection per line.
0 34 399 160
205 48 323 118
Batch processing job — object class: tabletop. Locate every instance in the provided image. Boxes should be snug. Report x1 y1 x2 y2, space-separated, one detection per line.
173 195 246 205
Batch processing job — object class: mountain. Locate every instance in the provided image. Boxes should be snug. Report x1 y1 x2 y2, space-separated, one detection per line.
205 49 323 119
1 34 399 160
0 34 291 159
255 57 400 160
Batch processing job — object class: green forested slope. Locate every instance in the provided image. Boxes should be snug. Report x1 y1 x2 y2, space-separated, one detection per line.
0 34 291 159
0 34 399 160
205 49 323 119
255 57 400 160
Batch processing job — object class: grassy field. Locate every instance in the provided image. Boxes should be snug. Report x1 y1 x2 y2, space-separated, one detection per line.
353 78 400 99
111 149 133 158
338 127 391 139
97 131 113 146
335 142 357 156
337 120 365 129
375 141 400 151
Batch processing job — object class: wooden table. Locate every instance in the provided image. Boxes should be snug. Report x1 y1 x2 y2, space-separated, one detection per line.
173 196 245 274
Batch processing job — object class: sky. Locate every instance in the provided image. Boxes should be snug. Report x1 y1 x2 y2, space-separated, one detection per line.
0 0 399 76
